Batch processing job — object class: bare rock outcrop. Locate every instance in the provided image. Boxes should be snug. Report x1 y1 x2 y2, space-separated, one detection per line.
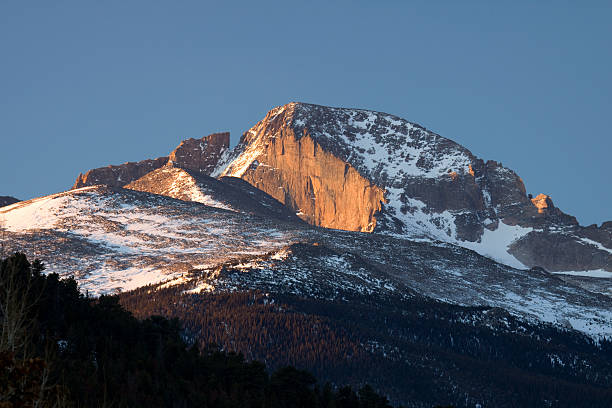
531 193 552 213
73 156 169 189
168 132 229 174
73 132 230 189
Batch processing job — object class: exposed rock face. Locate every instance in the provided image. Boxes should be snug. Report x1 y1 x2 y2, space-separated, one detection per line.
73 133 230 189
124 165 302 222
509 229 612 272
0 196 20 208
216 103 501 237
216 102 611 272
73 156 169 189
168 132 230 174
531 193 552 213
218 105 385 232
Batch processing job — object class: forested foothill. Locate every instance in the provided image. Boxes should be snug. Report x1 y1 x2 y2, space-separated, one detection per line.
0 253 394 408
121 270 612 407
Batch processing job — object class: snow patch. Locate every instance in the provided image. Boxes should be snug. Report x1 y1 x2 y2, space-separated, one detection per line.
461 222 532 269
552 270 612 278
577 237 612 255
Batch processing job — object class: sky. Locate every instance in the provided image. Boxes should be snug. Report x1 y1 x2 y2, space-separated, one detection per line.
0 1 610 225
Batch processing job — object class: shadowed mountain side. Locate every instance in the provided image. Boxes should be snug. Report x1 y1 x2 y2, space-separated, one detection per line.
0 196 20 208
124 166 304 222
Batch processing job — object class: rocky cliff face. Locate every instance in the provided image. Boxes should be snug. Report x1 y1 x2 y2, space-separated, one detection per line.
168 132 230 174
216 102 611 272
73 132 230 189
217 105 385 232
73 156 169 189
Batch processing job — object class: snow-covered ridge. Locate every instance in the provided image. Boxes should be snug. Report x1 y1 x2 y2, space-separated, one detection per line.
1 187 303 295
216 106 285 178
0 186 100 231
165 169 233 210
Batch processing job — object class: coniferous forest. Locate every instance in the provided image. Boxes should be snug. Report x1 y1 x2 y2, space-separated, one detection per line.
120 268 612 407
0 253 394 408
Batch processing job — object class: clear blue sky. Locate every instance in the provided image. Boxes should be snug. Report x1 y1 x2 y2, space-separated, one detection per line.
1 1 610 225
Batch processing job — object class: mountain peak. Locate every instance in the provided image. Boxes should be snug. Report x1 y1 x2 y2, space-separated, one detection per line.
216 102 611 272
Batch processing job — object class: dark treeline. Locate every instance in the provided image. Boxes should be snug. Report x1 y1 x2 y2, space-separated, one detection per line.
120 277 612 407
0 253 395 408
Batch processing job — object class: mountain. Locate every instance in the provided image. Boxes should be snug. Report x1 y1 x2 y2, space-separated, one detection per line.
215 102 611 274
73 132 230 188
0 195 20 207
3 102 612 406
68 103 611 275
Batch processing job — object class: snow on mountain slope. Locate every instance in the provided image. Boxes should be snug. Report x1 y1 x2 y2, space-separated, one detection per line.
322 233 612 340
290 103 474 184
219 103 473 183
554 270 612 278
383 187 533 269
175 235 612 340
1 186 305 295
185 243 412 302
